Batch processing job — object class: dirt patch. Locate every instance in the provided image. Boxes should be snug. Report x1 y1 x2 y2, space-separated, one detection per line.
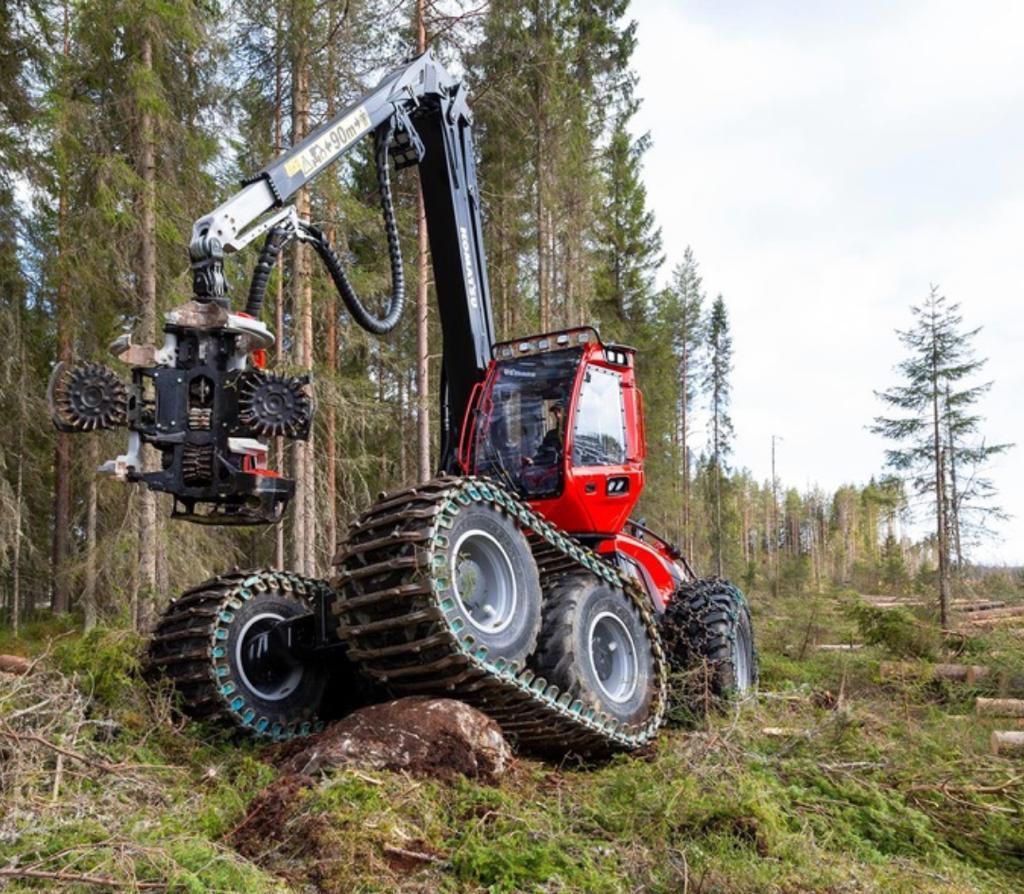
232 697 510 872
232 772 311 859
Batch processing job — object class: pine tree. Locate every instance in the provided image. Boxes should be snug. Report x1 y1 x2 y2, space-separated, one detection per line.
704 294 734 576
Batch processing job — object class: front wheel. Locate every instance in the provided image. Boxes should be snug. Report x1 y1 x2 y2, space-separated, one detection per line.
660 578 758 700
531 573 655 726
147 571 332 740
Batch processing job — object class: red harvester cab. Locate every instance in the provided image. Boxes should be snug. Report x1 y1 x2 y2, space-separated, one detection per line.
459 327 691 611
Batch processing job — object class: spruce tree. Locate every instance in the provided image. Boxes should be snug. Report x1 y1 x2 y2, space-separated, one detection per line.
592 120 663 332
871 286 1010 626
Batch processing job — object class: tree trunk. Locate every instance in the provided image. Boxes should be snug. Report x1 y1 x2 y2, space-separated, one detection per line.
324 23 339 557
945 383 963 571
12 378 25 635
273 10 286 570
83 438 99 630
931 348 950 629
713 381 723 577
398 372 408 482
416 0 431 482
680 358 690 559
51 2 73 614
291 50 314 576
534 4 550 332
137 30 159 631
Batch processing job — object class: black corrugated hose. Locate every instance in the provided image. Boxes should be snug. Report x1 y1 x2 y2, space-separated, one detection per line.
244 119 406 336
245 226 290 318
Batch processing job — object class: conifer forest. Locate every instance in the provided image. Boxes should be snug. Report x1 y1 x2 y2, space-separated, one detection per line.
0 2 1021 893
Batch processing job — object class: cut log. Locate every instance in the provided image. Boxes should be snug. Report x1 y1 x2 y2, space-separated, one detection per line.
960 606 1024 623
991 731 1024 756
955 600 1007 612
962 615 1024 629
816 644 863 652
880 661 989 684
762 727 799 738
0 655 31 676
976 697 1024 718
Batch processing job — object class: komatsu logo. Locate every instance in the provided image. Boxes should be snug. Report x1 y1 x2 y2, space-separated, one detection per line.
284 106 371 179
459 226 479 310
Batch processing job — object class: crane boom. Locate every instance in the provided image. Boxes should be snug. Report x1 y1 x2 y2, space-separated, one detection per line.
190 51 495 466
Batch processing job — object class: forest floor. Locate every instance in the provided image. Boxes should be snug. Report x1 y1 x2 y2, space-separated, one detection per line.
1 589 1023 894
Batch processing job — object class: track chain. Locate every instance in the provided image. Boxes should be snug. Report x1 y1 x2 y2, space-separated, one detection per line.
146 569 332 741
331 476 668 754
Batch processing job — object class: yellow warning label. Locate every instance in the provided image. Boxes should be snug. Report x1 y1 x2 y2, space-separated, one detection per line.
284 106 371 180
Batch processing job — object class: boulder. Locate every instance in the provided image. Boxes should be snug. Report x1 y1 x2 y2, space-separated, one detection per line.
283 696 511 784
0 654 31 675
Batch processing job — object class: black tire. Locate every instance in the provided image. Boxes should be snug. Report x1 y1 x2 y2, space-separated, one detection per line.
147 571 332 740
660 577 758 700
532 573 655 726
442 501 542 662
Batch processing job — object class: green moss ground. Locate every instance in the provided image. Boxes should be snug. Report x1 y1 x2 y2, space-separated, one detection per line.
1 594 1022 892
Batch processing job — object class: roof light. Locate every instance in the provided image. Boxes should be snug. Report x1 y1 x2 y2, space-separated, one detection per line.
556 333 569 345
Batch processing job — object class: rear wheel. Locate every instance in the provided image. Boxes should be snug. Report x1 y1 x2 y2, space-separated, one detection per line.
660 577 758 700
532 573 655 726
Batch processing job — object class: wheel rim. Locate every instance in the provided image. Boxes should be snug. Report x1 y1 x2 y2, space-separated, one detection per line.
235 612 303 702
734 617 754 693
451 530 518 635
588 611 639 704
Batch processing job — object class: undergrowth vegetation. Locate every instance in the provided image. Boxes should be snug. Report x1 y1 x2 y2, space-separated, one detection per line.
1 593 1022 892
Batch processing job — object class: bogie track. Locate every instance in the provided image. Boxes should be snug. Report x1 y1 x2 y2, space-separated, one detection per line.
332 476 668 754
147 570 336 741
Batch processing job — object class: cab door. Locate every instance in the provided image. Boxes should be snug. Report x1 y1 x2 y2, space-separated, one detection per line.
566 363 642 534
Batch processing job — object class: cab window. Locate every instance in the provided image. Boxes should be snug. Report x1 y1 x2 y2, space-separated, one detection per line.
572 366 626 466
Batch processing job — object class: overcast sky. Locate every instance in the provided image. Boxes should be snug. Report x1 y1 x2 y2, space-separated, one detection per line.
630 0 1024 564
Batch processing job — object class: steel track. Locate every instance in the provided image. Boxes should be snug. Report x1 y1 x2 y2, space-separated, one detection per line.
332 476 668 754
147 570 331 740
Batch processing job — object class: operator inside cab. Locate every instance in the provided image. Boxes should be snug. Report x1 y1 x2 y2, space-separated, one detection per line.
524 400 565 467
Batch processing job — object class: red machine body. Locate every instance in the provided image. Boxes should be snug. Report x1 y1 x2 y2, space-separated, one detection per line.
459 327 690 611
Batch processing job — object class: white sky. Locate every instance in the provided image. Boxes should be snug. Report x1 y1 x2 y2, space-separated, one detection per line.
631 0 1024 565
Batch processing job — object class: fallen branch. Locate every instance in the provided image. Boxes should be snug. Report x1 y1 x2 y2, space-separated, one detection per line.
905 774 1024 795
0 866 164 889
383 844 450 866
0 725 182 776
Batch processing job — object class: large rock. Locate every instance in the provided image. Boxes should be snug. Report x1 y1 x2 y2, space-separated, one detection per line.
0 654 31 676
283 696 511 783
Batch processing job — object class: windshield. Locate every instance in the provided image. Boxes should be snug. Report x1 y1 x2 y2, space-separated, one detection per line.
471 348 581 499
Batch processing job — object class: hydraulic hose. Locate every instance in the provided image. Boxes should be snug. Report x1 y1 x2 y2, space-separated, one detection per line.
245 225 291 319
301 120 405 335
244 119 405 335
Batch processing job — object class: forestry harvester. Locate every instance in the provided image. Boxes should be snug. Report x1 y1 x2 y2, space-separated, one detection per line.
49 52 757 755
